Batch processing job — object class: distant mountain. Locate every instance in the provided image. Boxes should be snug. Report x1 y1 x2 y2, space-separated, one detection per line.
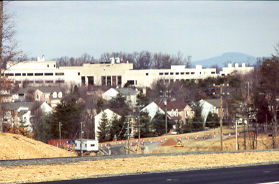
192 52 257 67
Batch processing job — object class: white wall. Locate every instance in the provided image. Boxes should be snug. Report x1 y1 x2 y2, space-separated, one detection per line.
4 60 254 88
199 100 218 126
102 88 119 101
220 63 254 76
4 61 80 86
123 65 217 88
94 109 121 140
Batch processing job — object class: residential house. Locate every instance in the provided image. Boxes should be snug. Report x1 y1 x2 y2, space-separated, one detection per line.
14 86 64 107
199 99 224 126
15 88 33 102
87 86 111 98
140 102 166 121
157 100 194 124
102 87 140 107
0 94 15 103
2 102 33 129
2 101 52 132
34 86 64 107
94 108 121 140
0 89 16 103
140 101 175 133
102 88 118 101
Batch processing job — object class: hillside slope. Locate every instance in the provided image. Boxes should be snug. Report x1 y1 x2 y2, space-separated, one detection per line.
0 133 75 160
192 52 257 67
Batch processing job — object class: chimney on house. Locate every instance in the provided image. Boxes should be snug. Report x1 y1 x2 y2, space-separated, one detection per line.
142 87 147 96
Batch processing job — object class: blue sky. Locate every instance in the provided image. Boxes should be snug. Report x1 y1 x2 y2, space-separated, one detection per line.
8 1 279 61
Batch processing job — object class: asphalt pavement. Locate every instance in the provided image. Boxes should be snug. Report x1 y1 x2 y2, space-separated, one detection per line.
32 163 279 184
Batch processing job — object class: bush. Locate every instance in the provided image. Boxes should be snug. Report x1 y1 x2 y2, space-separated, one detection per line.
182 124 192 133
191 122 204 131
205 121 220 128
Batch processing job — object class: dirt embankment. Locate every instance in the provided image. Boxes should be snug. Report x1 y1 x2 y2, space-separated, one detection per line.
0 133 75 160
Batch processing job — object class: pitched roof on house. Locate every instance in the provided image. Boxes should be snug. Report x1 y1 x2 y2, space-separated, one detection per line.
116 88 139 96
140 101 165 120
95 108 121 119
17 86 62 94
202 99 221 108
18 110 29 116
109 107 131 116
87 85 111 92
2 102 33 110
35 86 62 93
157 100 187 111
17 88 32 94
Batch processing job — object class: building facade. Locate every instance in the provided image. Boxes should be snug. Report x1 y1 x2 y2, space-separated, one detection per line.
3 60 80 86
3 58 254 88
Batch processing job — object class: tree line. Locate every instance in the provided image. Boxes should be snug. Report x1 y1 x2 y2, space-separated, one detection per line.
51 51 191 69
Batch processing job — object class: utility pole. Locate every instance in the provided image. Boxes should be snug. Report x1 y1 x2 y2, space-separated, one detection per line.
213 83 229 151
220 86 224 151
243 81 251 150
265 113 268 133
161 90 169 135
235 117 238 150
244 115 247 150
80 121 83 156
59 122 62 146
241 102 247 150
127 116 130 155
247 81 250 102
138 114 141 150
164 97 168 134
135 105 143 152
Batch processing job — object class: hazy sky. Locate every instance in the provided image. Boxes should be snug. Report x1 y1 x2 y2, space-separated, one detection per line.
8 1 279 61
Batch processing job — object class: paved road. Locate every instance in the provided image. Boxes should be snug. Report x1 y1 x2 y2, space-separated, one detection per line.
33 164 279 184
110 145 124 155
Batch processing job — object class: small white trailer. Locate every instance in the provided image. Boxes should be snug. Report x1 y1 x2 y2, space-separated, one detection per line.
74 139 99 153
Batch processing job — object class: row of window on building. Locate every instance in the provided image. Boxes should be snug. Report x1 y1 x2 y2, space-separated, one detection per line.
14 80 65 84
156 71 215 76
159 78 199 83
80 75 122 86
3 72 65 77
101 76 122 86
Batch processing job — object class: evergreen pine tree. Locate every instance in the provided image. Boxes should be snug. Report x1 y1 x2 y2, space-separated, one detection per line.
97 112 109 142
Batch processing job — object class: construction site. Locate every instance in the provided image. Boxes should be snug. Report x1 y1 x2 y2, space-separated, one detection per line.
1 126 279 183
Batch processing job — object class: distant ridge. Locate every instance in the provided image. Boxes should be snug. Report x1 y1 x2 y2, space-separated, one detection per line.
192 52 257 67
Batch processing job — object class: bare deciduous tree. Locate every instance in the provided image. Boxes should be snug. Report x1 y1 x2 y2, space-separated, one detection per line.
275 42 279 57
0 2 22 132
134 51 152 69
152 52 190 69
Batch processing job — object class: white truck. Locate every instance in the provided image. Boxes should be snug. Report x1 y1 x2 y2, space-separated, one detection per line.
74 139 99 153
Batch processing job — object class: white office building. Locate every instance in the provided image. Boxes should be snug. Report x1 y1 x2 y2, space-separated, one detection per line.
3 60 80 86
2 57 254 88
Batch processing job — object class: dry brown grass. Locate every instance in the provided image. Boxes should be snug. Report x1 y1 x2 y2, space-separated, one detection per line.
0 133 76 160
151 134 278 154
1 129 279 183
1 151 279 183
